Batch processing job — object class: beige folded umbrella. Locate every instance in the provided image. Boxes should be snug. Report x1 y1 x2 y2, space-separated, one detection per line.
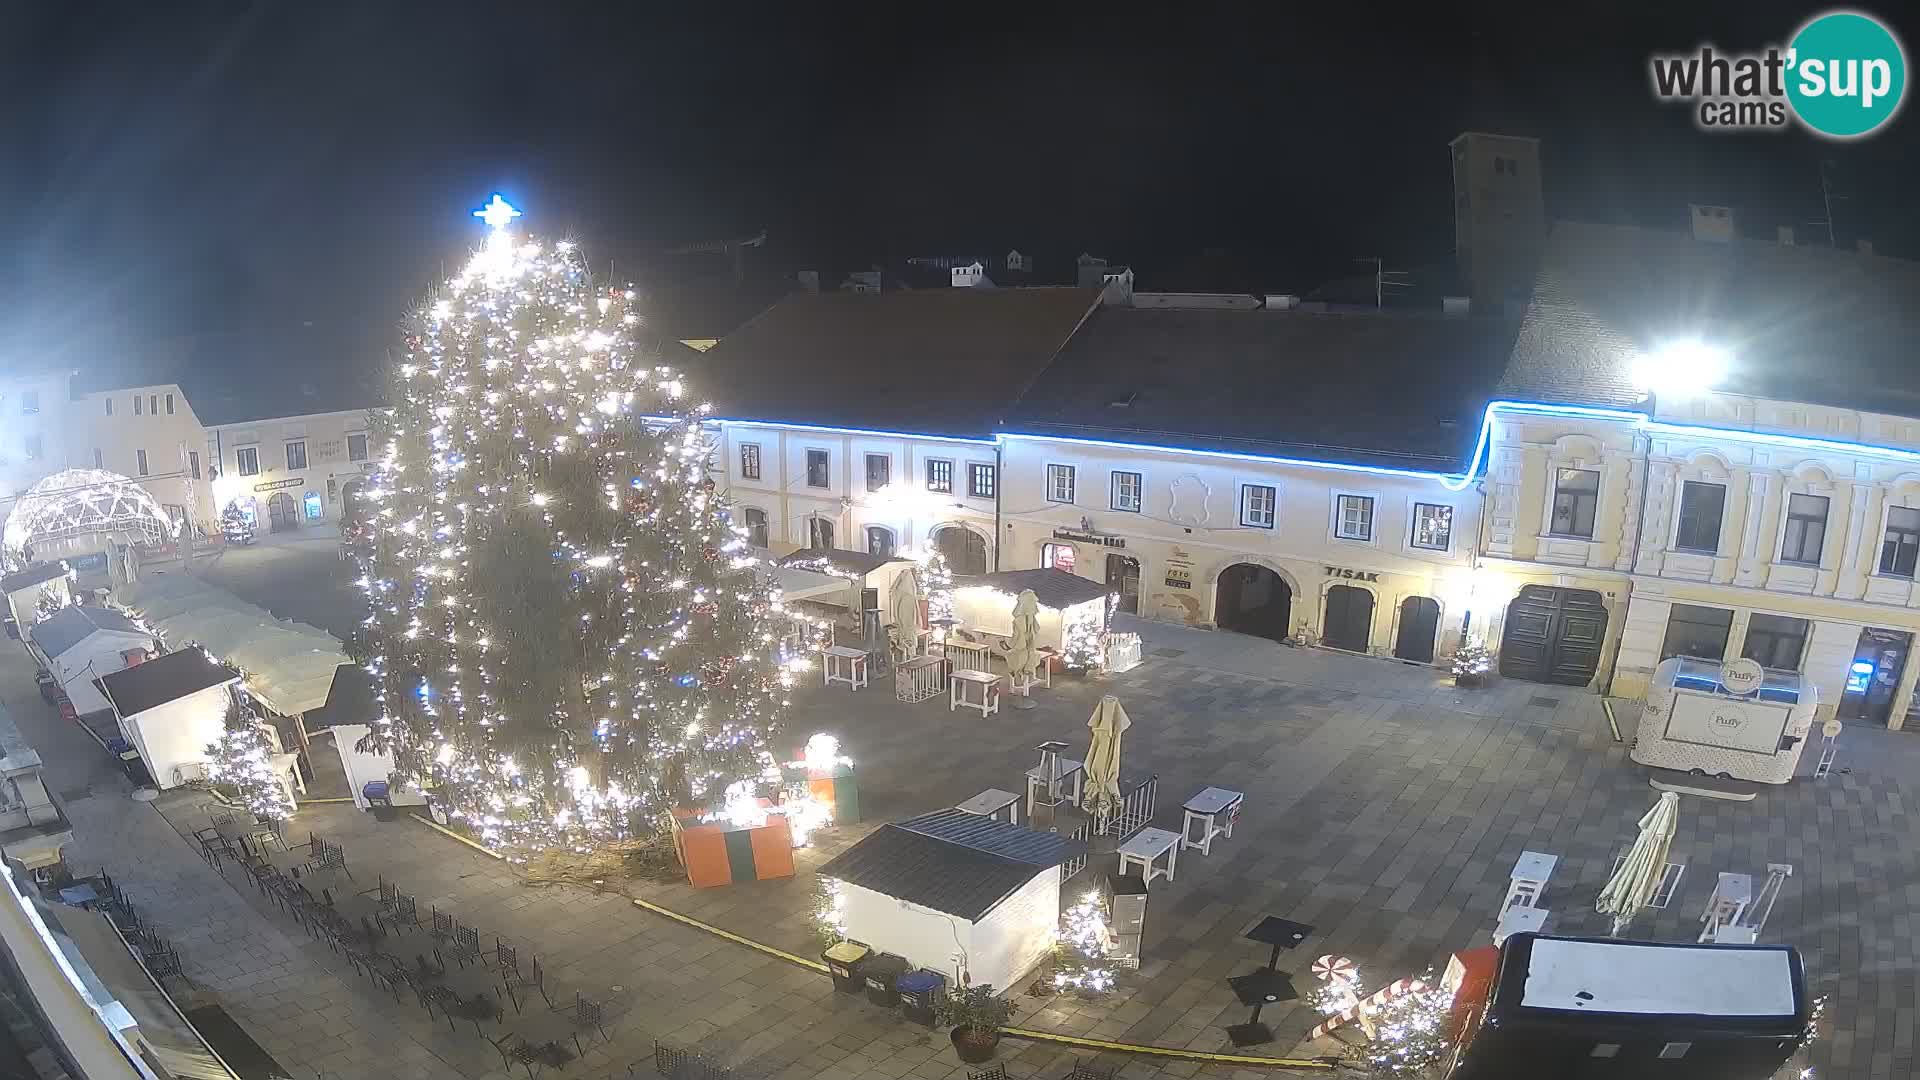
1596 791 1680 937
888 568 922 657
1008 589 1040 682
1084 695 1131 824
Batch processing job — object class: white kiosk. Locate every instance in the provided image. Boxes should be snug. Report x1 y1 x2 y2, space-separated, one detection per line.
1634 657 1818 784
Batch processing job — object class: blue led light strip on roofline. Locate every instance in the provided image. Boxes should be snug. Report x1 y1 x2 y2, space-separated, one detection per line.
658 415 1000 446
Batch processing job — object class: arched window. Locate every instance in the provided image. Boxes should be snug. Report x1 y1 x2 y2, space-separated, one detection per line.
740 507 769 548
866 526 896 558
935 525 988 575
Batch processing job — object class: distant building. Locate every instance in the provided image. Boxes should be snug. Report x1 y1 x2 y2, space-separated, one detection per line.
204 409 376 534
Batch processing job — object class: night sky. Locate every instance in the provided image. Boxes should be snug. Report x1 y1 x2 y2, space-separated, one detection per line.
2 2 1914 407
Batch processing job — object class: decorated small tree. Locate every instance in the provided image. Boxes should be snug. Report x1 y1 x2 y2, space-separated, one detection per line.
353 196 793 855
1450 637 1494 687
1339 982 1455 1078
1051 892 1116 995
914 547 955 630
204 690 295 821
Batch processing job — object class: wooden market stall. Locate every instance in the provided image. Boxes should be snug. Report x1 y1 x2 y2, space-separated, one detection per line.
950 568 1113 669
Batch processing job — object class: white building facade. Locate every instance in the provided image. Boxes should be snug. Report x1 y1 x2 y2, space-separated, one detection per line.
205 409 375 534
70 382 214 536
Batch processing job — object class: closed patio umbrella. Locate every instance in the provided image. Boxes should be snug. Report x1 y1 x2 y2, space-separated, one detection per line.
888 568 922 658
1596 791 1680 937
1006 589 1041 710
1084 695 1131 826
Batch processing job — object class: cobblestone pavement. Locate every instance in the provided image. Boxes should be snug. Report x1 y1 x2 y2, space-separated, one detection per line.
9 579 1912 1077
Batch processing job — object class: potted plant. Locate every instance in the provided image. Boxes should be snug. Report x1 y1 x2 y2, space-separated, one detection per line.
1450 637 1494 688
939 983 1013 1064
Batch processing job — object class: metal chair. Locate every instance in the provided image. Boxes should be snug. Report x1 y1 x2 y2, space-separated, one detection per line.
428 907 457 951
502 953 550 1012
444 924 484 967
1066 1063 1116 1080
967 1067 1007 1080
380 893 420 933
569 992 607 1047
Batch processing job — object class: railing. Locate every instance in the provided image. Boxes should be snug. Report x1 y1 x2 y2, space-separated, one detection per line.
1061 774 1157 882
1061 820 1093 882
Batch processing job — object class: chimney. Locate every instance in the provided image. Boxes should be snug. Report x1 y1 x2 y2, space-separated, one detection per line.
952 261 990 288
796 270 820 294
1100 268 1134 306
1689 204 1736 243
1264 294 1299 310
1858 238 1875 256
1776 226 1795 246
1443 296 1472 316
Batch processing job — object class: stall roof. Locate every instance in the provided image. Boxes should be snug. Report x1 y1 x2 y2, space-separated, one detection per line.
0 561 70 593
777 549 903 579
957 568 1111 610
113 575 349 716
817 808 1085 922
29 605 147 660
95 648 241 717
752 548 855 602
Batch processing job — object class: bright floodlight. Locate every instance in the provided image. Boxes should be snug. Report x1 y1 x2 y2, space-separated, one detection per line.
1632 340 1730 396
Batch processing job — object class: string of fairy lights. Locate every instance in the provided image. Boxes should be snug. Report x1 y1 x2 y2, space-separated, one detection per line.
353 196 797 854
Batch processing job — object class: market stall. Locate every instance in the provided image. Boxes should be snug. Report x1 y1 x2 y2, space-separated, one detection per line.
951 568 1113 670
1633 657 1818 784
326 723 432 812
28 606 155 716
816 808 1084 991
95 649 246 791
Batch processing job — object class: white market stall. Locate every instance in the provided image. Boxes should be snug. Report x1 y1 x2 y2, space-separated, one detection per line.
1 561 73 634
951 568 1114 670
95 648 245 790
817 808 1084 992
774 549 914 610
27 606 155 716
326 723 430 811
1633 657 1819 784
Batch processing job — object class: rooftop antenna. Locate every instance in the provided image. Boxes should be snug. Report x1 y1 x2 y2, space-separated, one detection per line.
1354 257 1413 310
1809 160 1847 248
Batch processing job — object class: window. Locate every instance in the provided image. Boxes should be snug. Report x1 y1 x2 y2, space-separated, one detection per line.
133 395 143 416
1742 613 1811 672
865 526 895 558
1779 493 1829 565
136 449 149 476
738 443 761 480
1110 471 1142 512
1549 468 1600 538
303 492 324 520
104 397 113 416
19 391 36 415
926 459 953 493
1412 502 1453 550
92 448 103 469
1880 507 1920 577
808 516 835 550
968 462 995 499
1674 481 1726 553
805 449 830 488
1660 604 1733 661
24 434 42 460
284 441 307 471
865 454 890 493
1046 464 1076 504
165 393 175 415
347 433 369 462
236 447 259 476
1041 543 1076 572
1240 484 1276 528
1335 494 1374 541
148 394 157 415
188 451 200 479
742 507 769 547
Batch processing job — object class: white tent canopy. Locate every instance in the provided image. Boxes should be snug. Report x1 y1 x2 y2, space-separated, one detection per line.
752 547 853 603
112 575 348 716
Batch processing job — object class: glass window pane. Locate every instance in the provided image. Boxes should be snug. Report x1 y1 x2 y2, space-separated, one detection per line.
1660 604 1734 661
1675 481 1726 552
1742 613 1811 671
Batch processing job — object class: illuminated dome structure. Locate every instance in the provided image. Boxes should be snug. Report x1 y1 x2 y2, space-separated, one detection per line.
2 469 176 567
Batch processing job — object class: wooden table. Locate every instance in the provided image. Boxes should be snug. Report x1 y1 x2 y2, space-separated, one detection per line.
823 646 869 690
1024 757 1084 813
1503 850 1559 911
955 788 1020 825
1181 787 1244 855
943 641 993 675
1117 827 1181 886
894 655 945 703
948 669 999 716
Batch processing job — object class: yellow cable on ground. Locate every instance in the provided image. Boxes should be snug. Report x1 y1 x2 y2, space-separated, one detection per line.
407 812 505 859
298 796 355 804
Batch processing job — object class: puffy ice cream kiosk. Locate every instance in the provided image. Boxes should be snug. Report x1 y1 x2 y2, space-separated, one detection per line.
1634 657 1818 784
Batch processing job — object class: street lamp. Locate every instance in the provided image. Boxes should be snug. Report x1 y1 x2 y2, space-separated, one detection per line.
1631 340 1730 397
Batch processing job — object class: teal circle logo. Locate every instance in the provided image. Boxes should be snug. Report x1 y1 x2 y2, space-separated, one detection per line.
1787 11 1907 138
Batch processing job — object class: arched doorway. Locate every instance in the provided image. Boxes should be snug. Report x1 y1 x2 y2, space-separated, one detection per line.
341 480 365 523
1322 585 1374 652
935 526 988 575
267 491 298 532
1394 596 1441 663
1499 585 1608 686
1215 563 1291 642
1106 554 1141 615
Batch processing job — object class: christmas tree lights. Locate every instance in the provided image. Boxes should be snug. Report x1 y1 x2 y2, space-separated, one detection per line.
1343 981 1454 1078
352 196 793 855
1052 892 1116 994
1450 637 1493 686
912 547 955 631
204 689 296 822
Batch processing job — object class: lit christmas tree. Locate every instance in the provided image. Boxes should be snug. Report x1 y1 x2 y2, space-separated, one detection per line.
913 547 955 628
1051 892 1116 994
353 195 794 854
205 689 295 822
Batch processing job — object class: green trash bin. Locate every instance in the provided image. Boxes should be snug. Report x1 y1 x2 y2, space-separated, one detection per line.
824 941 870 995
863 953 910 1008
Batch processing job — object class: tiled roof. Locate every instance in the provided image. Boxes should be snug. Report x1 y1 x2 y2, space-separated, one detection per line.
28 606 145 660
0 562 71 594
960 569 1111 610
696 288 1100 440
817 809 1084 922
1007 306 1519 472
1500 220 1920 416
96 648 240 718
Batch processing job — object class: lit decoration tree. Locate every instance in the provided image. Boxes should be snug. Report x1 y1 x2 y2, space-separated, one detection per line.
1450 636 1494 687
1051 892 1116 994
1338 981 1454 1078
204 689 295 821
912 547 954 629
353 195 794 854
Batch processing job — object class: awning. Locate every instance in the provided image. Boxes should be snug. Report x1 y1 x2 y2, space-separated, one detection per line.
113 574 348 716
753 548 855 603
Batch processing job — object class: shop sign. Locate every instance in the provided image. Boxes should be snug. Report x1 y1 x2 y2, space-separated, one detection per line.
1718 657 1765 696
1324 565 1380 583
253 477 305 493
1052 527 1125 549
1164 568 1193 590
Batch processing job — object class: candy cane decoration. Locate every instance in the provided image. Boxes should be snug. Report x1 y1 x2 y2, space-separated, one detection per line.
1309 975 1430 1041
1312 954 1358 986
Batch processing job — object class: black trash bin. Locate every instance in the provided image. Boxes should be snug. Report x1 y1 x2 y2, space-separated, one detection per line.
896 969 947 1027
863 953 910 1008
823 941 871 995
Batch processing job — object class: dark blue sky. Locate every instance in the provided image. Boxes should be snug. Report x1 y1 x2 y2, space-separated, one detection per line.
2 2 1913 404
